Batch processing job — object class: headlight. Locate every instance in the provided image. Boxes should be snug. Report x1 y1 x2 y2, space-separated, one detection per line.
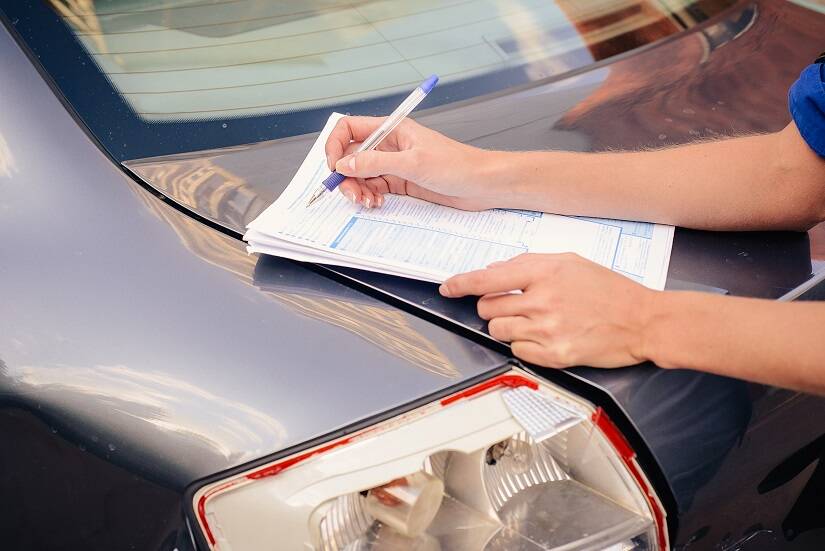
192 370 668 550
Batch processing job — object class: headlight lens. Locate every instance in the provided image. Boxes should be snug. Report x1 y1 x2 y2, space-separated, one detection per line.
192 371 668 551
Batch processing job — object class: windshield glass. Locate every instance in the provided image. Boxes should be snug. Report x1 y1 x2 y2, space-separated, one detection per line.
3 0 737 158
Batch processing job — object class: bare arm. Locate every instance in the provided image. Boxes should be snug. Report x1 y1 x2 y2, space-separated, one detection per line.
645 291 825 393
330 118 825 231
479 122 825 230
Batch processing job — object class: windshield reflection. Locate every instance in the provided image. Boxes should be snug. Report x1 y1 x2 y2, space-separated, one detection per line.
48 0 736 122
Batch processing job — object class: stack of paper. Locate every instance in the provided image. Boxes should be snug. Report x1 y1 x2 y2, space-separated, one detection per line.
245 113 675 289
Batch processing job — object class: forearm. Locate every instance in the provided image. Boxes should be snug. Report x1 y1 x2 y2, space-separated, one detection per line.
477 123 825 230
642 291 825 393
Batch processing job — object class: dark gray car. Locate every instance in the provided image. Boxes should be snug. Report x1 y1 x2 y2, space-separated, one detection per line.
2 1 825 550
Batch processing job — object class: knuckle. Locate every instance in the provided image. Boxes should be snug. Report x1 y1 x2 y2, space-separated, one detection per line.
521 300 540 316
550 341 576 367
541 312 557 328
512 341 540 364
353 153 366 172
488 318 507 340
528 262 549 278
476 300 492 320
537 321 555 339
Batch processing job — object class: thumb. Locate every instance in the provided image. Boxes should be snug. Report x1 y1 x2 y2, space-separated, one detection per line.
335 149 416 180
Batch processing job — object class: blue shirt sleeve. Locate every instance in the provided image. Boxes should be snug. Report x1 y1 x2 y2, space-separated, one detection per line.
789 63 825 157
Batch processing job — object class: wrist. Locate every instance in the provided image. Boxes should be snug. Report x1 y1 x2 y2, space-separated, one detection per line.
471 150 537 207
474 150 573 210
640 290 709 369
637 289 675 368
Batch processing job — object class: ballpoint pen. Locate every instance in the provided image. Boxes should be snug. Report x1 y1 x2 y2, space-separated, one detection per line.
306 74 439 208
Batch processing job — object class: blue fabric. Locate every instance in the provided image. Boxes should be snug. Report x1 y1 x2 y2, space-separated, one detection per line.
789 63 825 157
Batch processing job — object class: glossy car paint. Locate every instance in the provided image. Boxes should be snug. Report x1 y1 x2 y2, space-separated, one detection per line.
0 20 512 549
3 2 825 551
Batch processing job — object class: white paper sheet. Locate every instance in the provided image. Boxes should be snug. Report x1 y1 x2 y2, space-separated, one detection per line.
245 113 674 289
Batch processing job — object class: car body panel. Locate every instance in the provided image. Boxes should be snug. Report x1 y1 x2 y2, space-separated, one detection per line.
0 21 512 486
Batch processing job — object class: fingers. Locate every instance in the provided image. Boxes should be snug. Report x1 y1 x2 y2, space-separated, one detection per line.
325 116 386 170
337 180 361 203
360 186 377 209
440 266 532 298
335 149 418 181
477 292 532 320
364 178 389 207
337 178 386 208
511 341 549 366
487 316 531 342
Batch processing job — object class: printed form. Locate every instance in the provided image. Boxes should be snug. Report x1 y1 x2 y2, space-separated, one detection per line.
245 114 674 289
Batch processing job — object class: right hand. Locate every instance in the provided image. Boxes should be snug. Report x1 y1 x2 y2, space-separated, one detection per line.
324 116 497 210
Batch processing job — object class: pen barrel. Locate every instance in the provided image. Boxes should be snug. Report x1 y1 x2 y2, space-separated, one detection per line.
358 87 427 153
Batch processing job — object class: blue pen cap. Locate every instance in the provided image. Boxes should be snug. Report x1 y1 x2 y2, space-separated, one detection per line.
322 171 347 191
421 74 439 94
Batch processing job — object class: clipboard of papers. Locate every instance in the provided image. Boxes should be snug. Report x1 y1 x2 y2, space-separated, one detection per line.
245 113 674 290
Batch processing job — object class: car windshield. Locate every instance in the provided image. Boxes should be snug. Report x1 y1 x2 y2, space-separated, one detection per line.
3 0 737 159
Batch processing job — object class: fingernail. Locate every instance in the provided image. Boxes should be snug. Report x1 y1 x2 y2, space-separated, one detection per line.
439 284 451 296
346 154 356 171
364 196 371 208
346 191 356 203
376 195 383 207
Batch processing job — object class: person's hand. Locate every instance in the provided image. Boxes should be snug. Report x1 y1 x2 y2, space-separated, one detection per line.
324 116 498 210
438 253 656 368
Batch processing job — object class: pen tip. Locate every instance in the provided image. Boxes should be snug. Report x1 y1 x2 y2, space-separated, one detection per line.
306 188 324 208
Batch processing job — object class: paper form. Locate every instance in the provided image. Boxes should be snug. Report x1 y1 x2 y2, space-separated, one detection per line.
245 113 674 289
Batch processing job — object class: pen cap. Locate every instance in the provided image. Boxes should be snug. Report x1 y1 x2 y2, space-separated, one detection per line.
420 75 439 94
322 171 347 191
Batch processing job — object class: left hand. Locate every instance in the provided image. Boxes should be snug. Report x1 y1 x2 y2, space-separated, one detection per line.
438 253 656 368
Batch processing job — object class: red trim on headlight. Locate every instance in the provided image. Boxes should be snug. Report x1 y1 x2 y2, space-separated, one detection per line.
592 407 669 551
440 373 537 405
197 437 359 544
247 436 355 480
197 479 244 546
